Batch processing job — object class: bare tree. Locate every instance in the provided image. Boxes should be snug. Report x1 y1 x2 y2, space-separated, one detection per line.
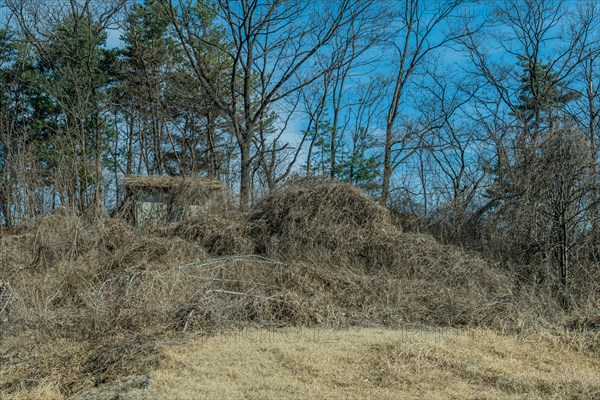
419 70 486 231
462 0 598 161
379 0 471 204
458 0 600 304
525 127 595 305
302 71 331 177
344 74 387 189
160 0 372 209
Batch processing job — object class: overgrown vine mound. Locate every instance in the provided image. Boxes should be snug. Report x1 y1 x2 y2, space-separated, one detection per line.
0 179 595 399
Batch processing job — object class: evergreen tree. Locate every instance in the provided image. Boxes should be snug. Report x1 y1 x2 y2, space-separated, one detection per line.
41 12 115 209
119 0 231 178
0 29 63 221
514 57 580 164
119 0 174 175
305 120 380 190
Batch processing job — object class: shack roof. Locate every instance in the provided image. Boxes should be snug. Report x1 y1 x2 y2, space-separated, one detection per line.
124 175 223 190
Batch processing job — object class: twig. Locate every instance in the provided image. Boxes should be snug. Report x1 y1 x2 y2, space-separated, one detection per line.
183 309 194 332
0 291 12 315
186 275 283 290
96 272 148 305
178 255 288 269
204 288 283 301
125 272 142 297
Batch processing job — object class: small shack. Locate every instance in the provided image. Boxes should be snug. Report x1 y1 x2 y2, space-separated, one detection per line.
124 175 224 227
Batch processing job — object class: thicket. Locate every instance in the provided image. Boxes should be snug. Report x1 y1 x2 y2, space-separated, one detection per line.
0 180 598 398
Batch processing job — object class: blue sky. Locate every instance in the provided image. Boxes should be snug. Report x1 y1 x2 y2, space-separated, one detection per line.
106 27 124 48
101 0 597 197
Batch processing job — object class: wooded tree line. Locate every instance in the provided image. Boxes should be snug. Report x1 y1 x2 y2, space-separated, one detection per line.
0 0 598 305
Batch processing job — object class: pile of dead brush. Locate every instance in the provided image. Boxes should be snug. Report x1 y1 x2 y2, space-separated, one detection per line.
1 179 591 399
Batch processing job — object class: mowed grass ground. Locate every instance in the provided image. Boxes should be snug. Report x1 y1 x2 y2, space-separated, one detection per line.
120 327 600 400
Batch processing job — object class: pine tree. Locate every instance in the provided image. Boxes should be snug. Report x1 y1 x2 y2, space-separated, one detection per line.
41 12 114 209
514 57 580 164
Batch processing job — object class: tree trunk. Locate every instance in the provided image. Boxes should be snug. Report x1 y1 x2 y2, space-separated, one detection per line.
126 114 134 175
381 123 394 205
306 119 319 177
206 111 219 179
587 51 599 249
239 134 251 211
558 210 569 308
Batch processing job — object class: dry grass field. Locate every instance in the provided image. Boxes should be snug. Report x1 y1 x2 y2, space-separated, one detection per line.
7 327 600 400
110 327 600 400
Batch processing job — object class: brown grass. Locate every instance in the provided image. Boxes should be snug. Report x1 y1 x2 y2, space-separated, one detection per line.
119 327 600 400
168 211 254 256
